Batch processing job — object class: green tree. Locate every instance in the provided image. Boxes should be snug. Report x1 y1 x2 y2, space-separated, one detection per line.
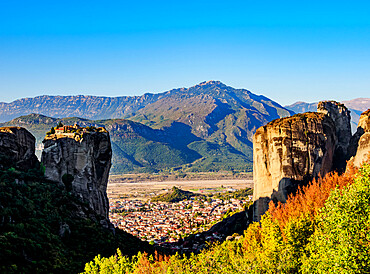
46 126 55 135
302 164 370 273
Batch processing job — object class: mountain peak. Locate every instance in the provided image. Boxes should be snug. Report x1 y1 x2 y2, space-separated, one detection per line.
195 80 226 88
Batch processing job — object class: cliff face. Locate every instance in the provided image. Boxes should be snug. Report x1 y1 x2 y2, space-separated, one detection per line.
41 131 112 219
0 127 152 272
348 109 370 167
252 100 357 221
317 101 352 170
253 112 336 220
0 127 38 171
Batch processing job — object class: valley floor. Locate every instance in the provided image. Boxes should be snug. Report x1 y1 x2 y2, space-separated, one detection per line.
107 179 253 251
107 179 253 200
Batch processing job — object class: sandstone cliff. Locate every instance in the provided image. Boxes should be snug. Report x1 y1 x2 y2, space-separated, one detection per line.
41 130 112 219
252 112 337 220
317 101 352 170
0 127 151 272
348 109 370 167
0 126 39 171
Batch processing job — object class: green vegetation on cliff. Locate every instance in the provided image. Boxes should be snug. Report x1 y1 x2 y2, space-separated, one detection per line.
0 155 151 273
84 162 370 273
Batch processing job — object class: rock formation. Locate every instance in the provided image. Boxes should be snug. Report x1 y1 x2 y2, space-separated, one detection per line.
348 109 370 167
317 101 352 170
0 126 39 171
252 100 361 221
252 112 337 221
41 129 112 219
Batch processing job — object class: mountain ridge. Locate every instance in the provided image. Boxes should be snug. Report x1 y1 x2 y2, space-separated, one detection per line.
0 81 292 122
0 81 294 173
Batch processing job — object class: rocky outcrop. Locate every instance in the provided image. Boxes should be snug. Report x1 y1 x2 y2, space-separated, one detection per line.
252 100 355 221
348 109 370 167
317 101 352 170
0 127 39 171
208 210 249 236
252 112 337 221
41 131 112 219
358 109 370 131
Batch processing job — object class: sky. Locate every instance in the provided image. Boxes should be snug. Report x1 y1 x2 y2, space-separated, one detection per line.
0 1 370 105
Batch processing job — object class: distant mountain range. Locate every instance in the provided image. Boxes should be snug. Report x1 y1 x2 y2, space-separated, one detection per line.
342 98 370 112
0 81 294 174
285 98 370 132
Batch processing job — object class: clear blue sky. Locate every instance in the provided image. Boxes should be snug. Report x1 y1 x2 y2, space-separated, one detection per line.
0 0 369 105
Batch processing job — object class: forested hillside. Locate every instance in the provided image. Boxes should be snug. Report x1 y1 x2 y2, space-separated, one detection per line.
0 152 152 273
84 161 370 273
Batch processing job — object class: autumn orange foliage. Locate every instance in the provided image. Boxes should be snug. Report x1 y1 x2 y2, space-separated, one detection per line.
135 251 170 274
136 163 359 270
268 162 357 237
84 159 370 273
